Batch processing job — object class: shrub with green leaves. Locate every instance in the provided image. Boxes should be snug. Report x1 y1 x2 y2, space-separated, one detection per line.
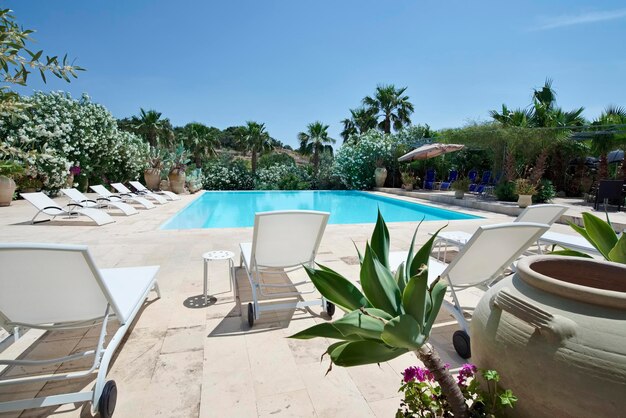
203 157 254 190
290 211 470 417
533 179 555 203
258 152 296 169
333 130 394 189
495 180 517 202
255 163 311 190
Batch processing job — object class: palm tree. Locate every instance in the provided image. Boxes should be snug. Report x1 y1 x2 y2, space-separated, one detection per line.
238 121 273 175
340 107 378 142
592 106 626 180
489 104 532 127
177 122 220 168
132 109 172 147
363 84 414 133
297 121 336 173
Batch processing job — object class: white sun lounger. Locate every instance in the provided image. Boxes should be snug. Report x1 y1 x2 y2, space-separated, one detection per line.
129 181 181 201
432 204 569 259
240 210 332 326
0 243 160 417
536 231 599 255
111 183 167 205
390 222 550 358
61 188 138 216
90 184 155 210
20 192 114 226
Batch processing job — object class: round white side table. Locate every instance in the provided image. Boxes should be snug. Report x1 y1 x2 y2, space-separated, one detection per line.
202 250 235 305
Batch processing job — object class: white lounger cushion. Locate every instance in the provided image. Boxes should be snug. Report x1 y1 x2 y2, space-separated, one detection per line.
129 181 181 201
90 184 155 209
61 188 138 216
20 192 114 226
111 183 167 204
99 266 160 323
537 231 599 255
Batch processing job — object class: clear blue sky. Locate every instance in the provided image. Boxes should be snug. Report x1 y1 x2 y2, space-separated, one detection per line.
12 1 626 148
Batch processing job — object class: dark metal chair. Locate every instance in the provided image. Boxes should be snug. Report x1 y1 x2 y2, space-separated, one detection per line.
594 180 625 211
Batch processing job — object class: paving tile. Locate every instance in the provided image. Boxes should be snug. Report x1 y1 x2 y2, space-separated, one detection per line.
368 396 403 417
257 389 317 418
160 325 205 354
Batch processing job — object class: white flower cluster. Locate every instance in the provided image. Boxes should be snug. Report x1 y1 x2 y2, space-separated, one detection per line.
0 91 147 191
333 130 393 190
255 163 311 190
204 159 254 190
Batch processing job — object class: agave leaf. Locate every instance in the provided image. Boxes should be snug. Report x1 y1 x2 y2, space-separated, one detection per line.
550 249 594 258
381 314 426 350
329 340 408 367
409 225 446 278
607 233 626 264
394 262 406 293
289 323 363 341
403 220 423 286
402 271 429 326
582 213 618 259
332 308 391 340
423 281 447 335
361 244 402 316
352 240 363 265
305 264 371 312
370 209 390 269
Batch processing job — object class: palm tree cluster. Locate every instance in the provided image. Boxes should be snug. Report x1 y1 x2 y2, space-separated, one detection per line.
341 84 415 142
490 79 585 128
297 121 336 173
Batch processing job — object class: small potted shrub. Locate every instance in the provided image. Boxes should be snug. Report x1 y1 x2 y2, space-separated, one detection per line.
452 177 471 199
0 161 24 206
144 147 165 190
514 178 536 208
17 175 43 193
401 171 415 191
168 144 191 194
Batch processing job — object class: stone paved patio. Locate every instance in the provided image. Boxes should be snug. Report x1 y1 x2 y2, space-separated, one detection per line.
0 191 589 417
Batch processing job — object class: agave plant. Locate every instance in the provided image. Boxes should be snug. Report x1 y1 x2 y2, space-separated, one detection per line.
289 211 469 417
552 212 626 264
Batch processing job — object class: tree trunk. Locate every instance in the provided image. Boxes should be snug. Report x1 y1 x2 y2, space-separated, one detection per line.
312 149 320 175
384 115 391 134
415 344 468 418
251 151 258 175
195 155 202 169
621 157 626 180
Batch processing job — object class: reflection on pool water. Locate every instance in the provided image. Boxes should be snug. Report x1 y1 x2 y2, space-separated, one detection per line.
160 191 480 229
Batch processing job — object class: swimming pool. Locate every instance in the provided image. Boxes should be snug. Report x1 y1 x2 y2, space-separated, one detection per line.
161 191 479 229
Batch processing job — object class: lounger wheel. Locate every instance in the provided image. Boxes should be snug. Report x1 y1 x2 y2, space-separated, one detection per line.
247 303 254 327
452 330 471 359
98 380 117 418
325 301 335 318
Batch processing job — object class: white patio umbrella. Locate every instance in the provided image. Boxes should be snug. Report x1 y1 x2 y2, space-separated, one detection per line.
398 143 465 162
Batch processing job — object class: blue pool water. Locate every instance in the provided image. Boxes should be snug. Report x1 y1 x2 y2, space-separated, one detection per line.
161 191 479 229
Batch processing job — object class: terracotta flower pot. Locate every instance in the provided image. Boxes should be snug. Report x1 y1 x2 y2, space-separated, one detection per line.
168 171 186 194
517 194 532 208
374 167 387 188
144 170 161 190
0 176 16 206
402 184 413 191
471 255 626 418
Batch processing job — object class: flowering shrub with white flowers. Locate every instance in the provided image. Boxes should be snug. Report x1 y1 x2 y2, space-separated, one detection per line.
255 163 311 190
203 157 254 190
333 130 394 189
0 91 147 191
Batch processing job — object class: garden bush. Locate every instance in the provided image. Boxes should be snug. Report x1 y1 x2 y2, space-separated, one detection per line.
0 91 148 191
333 130 394 189
255 163 311 190
495 180 517 202
203 157 254 190
533 178 556 203
258 152 295 169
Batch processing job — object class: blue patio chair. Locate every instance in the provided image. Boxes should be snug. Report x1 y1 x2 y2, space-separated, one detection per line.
474 170 492 194
490 172 503 185
467 169 478 192
423 169 436 190
440 170 458 191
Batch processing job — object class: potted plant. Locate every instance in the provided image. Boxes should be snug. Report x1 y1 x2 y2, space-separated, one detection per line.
0 161 24 206
514 178 536 208
144 147 164 190
168 144 190 194
17 175 43 193
452 177 471 199
374 159 387 188
186 168 204 194
471 213 626 417
401 171 415 191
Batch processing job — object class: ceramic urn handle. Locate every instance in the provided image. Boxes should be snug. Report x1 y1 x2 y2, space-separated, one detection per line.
491 288 577 342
